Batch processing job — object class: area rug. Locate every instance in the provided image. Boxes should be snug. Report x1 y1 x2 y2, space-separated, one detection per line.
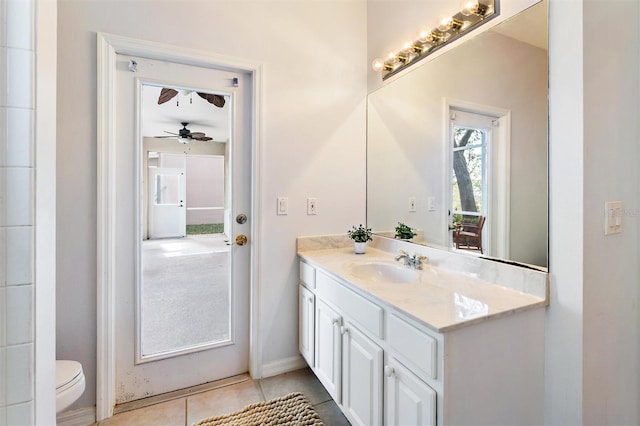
193 392 324 426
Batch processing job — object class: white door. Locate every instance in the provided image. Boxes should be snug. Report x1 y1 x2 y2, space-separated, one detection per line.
114 53 252 404
148 167 186 239
341 321 383 426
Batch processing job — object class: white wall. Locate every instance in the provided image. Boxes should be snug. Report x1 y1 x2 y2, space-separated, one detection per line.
581 0 640 423
35 0 58 422
547 0 640 424
57 0 367 410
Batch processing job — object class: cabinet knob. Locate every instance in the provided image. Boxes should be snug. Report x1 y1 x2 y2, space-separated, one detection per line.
331 318 339 325
308 297 313 304
384 365 395 377
340 326 349 335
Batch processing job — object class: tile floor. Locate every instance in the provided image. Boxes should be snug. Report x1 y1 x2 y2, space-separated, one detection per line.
96 368 351 426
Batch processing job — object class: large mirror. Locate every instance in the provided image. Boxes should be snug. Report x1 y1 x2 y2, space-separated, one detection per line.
367 1 548 268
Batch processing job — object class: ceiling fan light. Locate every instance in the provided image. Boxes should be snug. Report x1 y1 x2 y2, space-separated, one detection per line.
178 137 190 144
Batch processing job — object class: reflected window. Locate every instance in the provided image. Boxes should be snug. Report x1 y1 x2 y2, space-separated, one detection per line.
452 125 487 219
154 174 181 205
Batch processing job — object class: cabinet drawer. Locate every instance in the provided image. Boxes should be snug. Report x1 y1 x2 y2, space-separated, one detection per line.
316 270 384 339
388 313 437 380
300 261 316 289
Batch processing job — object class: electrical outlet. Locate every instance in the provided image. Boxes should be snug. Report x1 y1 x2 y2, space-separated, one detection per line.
307 198 318 215
409 197 417 212
277 197 288 215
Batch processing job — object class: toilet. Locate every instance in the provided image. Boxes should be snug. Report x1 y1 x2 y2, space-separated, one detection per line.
56 360 86 414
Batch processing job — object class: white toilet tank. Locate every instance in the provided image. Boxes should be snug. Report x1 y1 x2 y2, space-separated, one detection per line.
56 360 85 414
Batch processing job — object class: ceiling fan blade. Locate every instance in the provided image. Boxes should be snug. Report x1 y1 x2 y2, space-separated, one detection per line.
197 92 226 108
188 132 206 138
158 88 178 105
193 136 213 141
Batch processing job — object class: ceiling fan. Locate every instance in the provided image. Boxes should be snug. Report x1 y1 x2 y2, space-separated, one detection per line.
158 88 225 108
156 122 213 143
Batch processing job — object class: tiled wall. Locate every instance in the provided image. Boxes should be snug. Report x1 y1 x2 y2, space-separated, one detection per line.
1 0 36 424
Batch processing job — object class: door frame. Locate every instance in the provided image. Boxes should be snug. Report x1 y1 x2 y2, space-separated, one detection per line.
96 32 264 421
443 98 511 259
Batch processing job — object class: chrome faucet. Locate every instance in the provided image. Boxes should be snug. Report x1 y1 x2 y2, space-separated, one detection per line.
394 250 428 269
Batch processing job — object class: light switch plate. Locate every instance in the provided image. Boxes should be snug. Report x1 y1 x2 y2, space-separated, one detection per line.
604 201 623 235
277 197 288 215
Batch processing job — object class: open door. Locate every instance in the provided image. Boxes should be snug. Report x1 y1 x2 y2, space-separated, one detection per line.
148 167 186 239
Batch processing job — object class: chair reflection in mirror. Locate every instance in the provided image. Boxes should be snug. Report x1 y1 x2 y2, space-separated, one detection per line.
454 215 486 254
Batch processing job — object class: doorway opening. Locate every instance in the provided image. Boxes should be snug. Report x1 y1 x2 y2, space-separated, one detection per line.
97 33 263 420
445 100 511 258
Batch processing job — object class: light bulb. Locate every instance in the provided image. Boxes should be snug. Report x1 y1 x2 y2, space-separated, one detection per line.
417 26 431 42
371 58 385 71
461 0 478 16
437 16 453 32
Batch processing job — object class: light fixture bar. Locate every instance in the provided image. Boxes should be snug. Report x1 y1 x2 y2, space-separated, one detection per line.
373 0 499 80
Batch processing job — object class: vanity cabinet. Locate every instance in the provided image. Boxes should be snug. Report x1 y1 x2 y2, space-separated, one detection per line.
298 257 544 426
302 265 428 426
314 291 385 426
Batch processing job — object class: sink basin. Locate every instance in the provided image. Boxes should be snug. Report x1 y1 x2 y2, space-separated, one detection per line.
350 263 419 284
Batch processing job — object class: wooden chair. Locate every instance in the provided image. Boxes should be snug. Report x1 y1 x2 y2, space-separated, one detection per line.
454 216 486 254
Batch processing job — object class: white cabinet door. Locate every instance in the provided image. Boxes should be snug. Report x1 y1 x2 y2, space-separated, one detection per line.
341 322 383 426
299 285 315 367
315 299 342 402
385 357 437 426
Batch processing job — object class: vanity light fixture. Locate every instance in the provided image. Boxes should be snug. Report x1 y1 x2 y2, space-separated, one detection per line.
372 0 499 80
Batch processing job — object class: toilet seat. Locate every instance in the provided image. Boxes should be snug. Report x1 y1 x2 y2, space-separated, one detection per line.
56 360 85 414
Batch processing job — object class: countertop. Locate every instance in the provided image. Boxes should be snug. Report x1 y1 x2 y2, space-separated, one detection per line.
298 246 548 333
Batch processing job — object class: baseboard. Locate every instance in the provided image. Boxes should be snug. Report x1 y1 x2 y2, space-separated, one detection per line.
260 355 308 378
56 406 96 426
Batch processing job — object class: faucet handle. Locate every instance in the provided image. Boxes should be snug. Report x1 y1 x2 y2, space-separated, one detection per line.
415 255 428 269
398 250 408 255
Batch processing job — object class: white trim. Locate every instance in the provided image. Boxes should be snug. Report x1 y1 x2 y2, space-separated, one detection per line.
56 407 96 426
261 355 308 379
443 98 511 259
96 32 263 420
35 0 58 423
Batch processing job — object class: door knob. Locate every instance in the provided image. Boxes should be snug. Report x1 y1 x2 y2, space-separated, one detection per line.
235 234 248 246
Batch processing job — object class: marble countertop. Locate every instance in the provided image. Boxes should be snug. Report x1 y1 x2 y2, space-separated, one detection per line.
298 246 548 333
